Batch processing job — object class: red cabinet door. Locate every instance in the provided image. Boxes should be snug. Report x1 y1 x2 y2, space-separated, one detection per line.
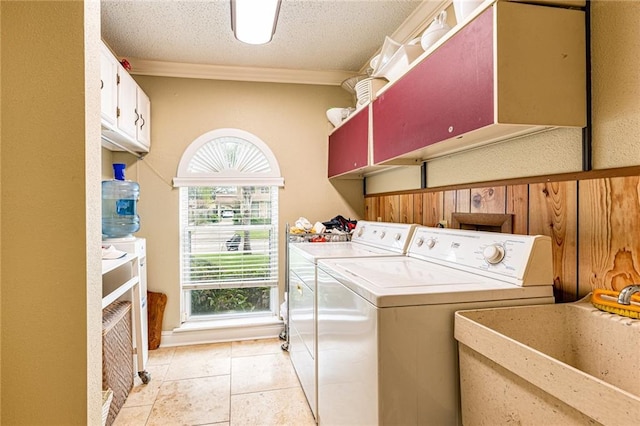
373 7 495 164
328 106 369 178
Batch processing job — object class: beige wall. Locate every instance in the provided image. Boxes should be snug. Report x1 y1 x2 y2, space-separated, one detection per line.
365 165 423 195
591 0 640 169
1 0 3 414
1 1 102 424
109 77 361 330
0 0 3 413
102 147 116 180
425 128 583 187
367 0 640 192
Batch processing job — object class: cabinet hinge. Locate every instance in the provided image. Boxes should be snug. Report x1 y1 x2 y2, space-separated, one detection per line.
116 74 120 85
116 107 120 118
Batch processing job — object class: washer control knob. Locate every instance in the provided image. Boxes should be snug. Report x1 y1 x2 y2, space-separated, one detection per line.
425 238 436 249
379 231 386 239
394 233 402 241
483 245 505 264
416 237 424 247
357 227 364 237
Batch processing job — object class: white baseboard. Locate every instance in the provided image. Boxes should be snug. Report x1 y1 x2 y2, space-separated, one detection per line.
159 318 285 347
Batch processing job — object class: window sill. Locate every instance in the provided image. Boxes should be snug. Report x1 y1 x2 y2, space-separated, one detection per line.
174 315 282 333
162 316 284 347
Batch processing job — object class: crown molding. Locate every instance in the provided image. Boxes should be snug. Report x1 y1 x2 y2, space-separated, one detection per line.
127 57 355 86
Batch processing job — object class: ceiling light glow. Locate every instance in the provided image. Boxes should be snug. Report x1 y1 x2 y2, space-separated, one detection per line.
231 0 281 45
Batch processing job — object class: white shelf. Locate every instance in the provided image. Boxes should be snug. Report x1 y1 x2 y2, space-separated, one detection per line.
102 253 138 275
101 276 140 310
101 252 148 380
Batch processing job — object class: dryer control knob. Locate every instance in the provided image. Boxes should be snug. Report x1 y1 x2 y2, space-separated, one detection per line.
357 227 365 237
483 245 505 264
416 237 424 247
426 238 436 249
379 231 386 239
394 233 401 241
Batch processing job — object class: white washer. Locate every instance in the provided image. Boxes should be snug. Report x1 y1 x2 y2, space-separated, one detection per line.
288 221 416 419
316 227 556 426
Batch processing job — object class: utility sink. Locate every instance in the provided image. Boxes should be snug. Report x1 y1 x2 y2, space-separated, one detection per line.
454 297 640 426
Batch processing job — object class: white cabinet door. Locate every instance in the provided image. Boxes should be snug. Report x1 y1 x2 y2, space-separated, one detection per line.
100 44 118 127
117 69 138 142
136 87 151 150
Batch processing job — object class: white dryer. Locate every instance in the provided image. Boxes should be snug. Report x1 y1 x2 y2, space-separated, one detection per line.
287 220 416 419
316 227 556 425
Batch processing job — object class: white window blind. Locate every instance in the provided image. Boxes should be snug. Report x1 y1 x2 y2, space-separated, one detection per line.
180 185 278 290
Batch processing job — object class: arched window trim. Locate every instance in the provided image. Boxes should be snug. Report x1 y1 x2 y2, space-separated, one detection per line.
173 128 284 187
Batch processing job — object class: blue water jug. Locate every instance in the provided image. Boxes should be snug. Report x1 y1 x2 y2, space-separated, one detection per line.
102 163 140 239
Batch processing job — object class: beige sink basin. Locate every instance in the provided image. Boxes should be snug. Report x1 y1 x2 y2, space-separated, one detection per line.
454 297 640 426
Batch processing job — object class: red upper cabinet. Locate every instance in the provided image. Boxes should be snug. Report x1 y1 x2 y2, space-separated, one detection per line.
372 1 585 165
328 106 370 178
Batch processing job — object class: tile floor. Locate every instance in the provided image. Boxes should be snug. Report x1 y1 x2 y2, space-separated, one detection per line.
113 338 315 426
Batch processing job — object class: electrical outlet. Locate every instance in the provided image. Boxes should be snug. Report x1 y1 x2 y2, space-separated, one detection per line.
437 220 448 228
377 217 382 222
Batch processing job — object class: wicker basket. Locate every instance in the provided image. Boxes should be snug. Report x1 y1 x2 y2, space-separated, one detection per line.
102 301 133 426
102 389 114 426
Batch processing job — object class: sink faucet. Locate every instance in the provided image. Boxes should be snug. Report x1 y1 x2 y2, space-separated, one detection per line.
617 285 640 305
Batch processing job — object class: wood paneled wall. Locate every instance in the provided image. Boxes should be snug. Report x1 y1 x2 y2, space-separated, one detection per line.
364 176 640 303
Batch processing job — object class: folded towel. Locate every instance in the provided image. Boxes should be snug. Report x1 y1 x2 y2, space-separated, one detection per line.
102 245 127 260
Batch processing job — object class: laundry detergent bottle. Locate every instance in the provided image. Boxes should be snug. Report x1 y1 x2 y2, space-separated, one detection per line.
102 163 140 239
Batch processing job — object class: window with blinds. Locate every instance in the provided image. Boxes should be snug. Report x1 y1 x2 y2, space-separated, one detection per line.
180 186 278 318
174 128 284 321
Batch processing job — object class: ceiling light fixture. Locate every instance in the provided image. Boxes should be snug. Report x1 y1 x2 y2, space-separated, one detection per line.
231 0 281 45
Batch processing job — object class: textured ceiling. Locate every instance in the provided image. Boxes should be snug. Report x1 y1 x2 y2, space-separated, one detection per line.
101 0 426 74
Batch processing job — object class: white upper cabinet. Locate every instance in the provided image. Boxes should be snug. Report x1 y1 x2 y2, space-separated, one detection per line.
116 69 139 142
100 41 151 154
100 43 118 127
136 87 151 150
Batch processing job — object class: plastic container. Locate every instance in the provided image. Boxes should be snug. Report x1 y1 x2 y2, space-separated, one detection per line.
373 43 423 82
102 163 140 239
371 36 402 76
421 11 452 51
326 108 346 127
452 0 484 25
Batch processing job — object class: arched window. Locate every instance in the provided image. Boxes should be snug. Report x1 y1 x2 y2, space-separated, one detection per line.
174 129 283 322
174 128 284 187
